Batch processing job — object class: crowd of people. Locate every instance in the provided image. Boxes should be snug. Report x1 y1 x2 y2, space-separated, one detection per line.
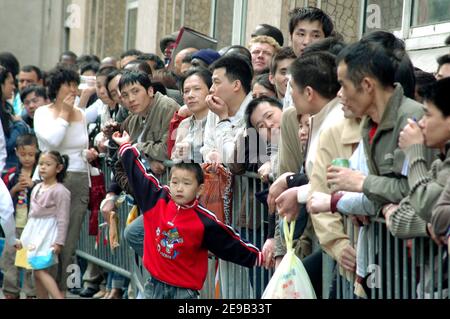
0 6 449 299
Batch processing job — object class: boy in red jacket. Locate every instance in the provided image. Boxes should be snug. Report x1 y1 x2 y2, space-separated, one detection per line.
113 131 263 299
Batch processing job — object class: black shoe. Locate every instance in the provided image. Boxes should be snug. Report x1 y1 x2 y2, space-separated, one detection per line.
68 287 82 295
79 287 99 298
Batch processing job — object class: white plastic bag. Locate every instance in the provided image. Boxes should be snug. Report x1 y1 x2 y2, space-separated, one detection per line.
20 216 58 270
262 218 316 299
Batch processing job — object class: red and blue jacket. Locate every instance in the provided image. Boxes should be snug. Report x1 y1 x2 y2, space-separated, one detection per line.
118 143 263 290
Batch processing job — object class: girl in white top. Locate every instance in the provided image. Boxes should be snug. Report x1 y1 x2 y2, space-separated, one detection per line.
33 65 97 293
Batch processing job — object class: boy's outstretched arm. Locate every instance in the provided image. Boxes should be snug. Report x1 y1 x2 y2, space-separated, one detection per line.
114 131 169 212
196 207 263 268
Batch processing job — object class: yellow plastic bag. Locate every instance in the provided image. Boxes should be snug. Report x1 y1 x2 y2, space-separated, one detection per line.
262 218 316 299
109 211 120 251
15 248 32 270
126 205 139 225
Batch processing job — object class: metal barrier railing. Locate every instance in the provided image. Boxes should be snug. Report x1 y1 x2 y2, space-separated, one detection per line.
76 159 448 299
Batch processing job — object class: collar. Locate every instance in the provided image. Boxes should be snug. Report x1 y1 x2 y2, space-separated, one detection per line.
310 97 340 125
175 198 199 210
140 91 161 121
229 93 253 124
340 117 362 145
375 84 404 130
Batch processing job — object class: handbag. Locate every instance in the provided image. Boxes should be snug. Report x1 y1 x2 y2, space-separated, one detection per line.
88 164 106 236
198 163 233 225
262 218 316 299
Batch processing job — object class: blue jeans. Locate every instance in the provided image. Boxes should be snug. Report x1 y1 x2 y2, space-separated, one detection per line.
144 277 199 299
124 215 144 258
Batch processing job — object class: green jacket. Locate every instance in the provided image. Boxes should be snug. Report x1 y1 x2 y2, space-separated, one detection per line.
389 144 450 238
361 85 435 211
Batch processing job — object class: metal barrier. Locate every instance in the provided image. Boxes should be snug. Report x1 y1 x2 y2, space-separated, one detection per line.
76 159 448 299
329 216 449 299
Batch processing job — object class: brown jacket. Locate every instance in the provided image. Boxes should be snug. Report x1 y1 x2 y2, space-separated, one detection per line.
115 92 179 194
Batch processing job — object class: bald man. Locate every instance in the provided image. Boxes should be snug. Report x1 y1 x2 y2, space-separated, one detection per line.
174 47 198 76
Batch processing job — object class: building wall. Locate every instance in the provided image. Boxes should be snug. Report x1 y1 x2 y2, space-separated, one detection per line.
136 0 159 53
0 0 65 70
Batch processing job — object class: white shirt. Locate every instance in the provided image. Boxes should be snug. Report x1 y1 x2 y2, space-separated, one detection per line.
0 179 17 246
201 93 253 164
34 105 89 173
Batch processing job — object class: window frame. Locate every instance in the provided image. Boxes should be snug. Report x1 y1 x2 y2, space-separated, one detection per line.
124 0 139 50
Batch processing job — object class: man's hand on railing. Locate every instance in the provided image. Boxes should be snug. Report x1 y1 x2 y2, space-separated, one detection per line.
205 151 222 173
337 244 356 272
101 193 118 224
275 187 300 222
427 223 445 246
307 192 331 214
262 238 275 269
267 172 293 214
382 203 398 229
258 161 272 183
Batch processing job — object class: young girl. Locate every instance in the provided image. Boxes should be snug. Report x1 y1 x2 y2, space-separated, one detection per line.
17 151 71 299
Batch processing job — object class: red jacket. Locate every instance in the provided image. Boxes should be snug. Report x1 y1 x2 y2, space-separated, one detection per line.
119 143 263 290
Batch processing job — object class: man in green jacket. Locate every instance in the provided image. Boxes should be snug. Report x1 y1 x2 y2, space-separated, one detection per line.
327 41 435 213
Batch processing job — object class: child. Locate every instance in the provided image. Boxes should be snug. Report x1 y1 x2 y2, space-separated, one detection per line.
1 134 39 298
16 151 71 299
112 131 263 299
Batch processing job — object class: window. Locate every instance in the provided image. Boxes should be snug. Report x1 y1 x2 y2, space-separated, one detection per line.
412 0 450 27
125 1 138 50
211 0 247 48
363 0 404 34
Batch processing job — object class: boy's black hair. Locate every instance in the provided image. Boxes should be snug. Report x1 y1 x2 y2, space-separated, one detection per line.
415 70 437 100
42 151 69 183
210 55 253 95
120 49 143 59
270 47 296 75
421 77 450 117
288 7 334 37
96 66 118 78
252 73 276 96
437 54 450 70
16 133 38 149
20 85 48 103
138 53 165 70
118 70 152 92
125 59 153 76
180 67 212 93
80 62 100 75
46 64 80 100
171 162 204 185
291 51 340 99
245 96 282 129
303 36 346 56
336 41 396 90
21 65 43 80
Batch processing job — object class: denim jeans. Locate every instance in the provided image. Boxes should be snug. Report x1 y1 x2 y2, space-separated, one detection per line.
124 214 144 258
144 277 199 299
